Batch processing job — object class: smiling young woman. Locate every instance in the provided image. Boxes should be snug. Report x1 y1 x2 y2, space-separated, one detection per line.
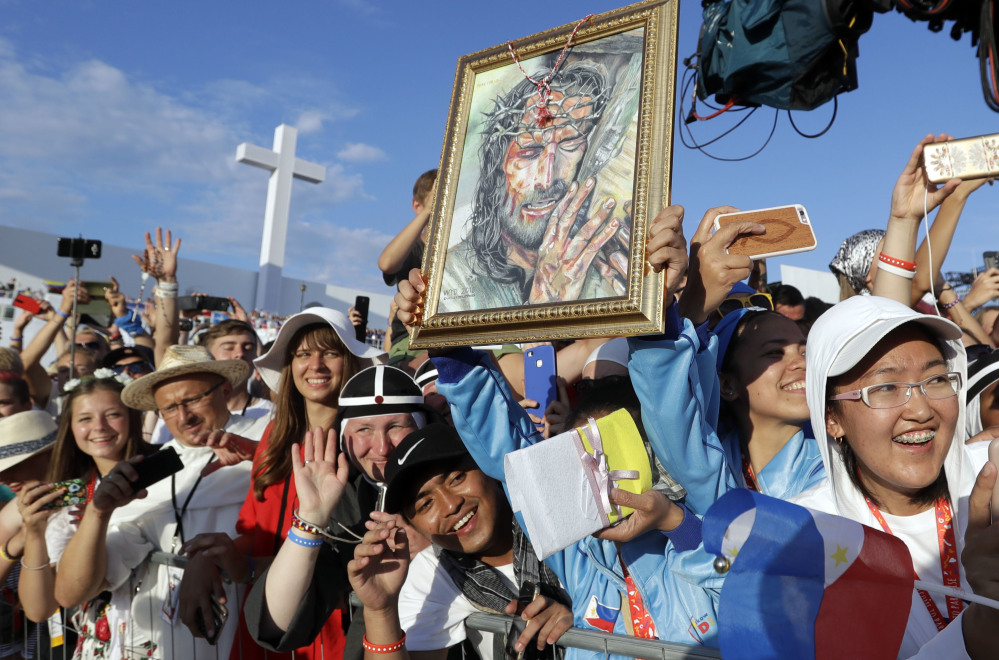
796 295 991 658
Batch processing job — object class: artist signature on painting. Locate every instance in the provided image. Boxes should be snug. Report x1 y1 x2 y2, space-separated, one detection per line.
441 287 475 301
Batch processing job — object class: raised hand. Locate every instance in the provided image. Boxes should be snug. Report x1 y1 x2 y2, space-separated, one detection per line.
368 509 431 557
890 134 961 223
132 227 182 282
292 427 351 526
530 178 621 304
347 520 410 613
393 268 426 332
103 276 128 318
16 482 64 534
645 205 691 303
678 206 763 325
190 430 258 476
90 455 147 514
227 297 249 323
59 280 90 318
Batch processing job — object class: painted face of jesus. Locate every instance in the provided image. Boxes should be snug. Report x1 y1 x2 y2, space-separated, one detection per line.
500 90 594 250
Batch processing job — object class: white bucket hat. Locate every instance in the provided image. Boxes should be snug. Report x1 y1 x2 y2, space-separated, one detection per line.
0 411 58 473
254 308 385 393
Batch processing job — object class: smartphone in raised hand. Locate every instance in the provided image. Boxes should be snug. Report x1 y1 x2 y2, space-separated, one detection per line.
713 204 816 260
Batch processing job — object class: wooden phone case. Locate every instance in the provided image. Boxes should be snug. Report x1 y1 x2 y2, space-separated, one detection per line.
714 205 816 260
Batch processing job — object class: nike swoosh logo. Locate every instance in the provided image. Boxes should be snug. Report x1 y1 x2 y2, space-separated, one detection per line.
397 438 426 465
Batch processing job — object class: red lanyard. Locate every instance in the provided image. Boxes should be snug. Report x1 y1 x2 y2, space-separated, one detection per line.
741 454 759 492
865 496 964 630
619 559 658 640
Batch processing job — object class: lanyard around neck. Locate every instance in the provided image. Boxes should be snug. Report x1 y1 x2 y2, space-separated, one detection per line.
865 496 964 631
170 454 216 548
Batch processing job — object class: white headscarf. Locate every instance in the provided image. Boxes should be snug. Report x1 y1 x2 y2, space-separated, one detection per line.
802 296 972 520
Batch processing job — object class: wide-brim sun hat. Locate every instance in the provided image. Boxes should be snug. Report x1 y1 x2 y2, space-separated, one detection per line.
253 307 385 393
0 410 58 473
121 344 250 411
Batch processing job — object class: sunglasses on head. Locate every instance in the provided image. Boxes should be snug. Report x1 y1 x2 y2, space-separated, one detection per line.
575 373 631 397
112 362 153 376
75 341 103 352
966 344 994 363
715 293 774 319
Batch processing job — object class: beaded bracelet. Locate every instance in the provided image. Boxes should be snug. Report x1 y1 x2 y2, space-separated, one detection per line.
941 298 961 311
291 509 337 541
877 261 916 280
287 528 323 548
362 634 407 654
878 253 917 271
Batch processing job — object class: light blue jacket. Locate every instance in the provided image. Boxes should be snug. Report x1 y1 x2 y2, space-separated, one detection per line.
628 305 824 516
434 348 723 656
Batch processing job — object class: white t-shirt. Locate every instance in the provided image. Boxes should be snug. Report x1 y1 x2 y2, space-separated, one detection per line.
398 547 517 660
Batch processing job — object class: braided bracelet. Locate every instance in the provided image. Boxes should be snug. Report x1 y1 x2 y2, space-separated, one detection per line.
362 634 407 654
287 528 323 548
291 509 337 540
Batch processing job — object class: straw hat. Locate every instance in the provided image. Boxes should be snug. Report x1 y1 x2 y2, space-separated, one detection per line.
254 307 385 393
0 411 57 473
121 345 250 411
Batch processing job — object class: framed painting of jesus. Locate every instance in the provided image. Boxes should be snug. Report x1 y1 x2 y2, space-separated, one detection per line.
409 0 679 349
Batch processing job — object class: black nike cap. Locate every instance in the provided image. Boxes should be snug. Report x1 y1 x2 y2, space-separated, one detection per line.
383 423 471 514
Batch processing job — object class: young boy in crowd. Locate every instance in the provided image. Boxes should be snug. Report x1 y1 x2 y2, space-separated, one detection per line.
378 169 436 366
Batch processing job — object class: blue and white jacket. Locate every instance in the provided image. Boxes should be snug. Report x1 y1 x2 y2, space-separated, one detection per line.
434 348 723 657
628 304 824 516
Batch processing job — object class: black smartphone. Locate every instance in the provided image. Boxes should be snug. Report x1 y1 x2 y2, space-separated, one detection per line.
196 296 231 312
504 581 539 660
985 251 998 273
195 596 229 645
354 295 369 343
130 447 184 492
57 237 102 260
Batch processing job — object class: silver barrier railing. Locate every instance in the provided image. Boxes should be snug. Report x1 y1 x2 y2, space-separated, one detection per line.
15 552 721 660
466 612 721 659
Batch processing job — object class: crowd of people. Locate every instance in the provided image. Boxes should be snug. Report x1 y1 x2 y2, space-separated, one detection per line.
0 132 998 660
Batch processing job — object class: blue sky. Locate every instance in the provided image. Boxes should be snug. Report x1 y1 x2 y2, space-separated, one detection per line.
1 1 997 298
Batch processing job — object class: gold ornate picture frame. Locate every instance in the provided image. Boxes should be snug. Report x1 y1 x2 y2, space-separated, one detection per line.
410 0 678 349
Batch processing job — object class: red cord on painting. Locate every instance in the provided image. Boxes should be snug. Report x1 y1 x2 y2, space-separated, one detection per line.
506 14 594 127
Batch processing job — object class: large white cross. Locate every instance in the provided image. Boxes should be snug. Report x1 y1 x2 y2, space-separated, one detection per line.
236 124 325 313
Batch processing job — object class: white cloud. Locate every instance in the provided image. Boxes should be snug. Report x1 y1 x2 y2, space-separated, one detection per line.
337 142 387 163
0 39 382 287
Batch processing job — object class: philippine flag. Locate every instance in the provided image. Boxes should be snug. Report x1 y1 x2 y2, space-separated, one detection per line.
703 489 914 660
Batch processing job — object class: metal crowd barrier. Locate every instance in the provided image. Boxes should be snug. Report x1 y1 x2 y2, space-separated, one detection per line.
4 552 721 660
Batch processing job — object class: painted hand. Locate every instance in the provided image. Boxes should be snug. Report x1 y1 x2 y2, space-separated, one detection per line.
530 178 621 304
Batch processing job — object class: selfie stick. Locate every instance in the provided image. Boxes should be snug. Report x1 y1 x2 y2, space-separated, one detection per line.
67 249 84 381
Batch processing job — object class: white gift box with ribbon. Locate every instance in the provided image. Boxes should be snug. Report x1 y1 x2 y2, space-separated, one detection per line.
504 411 650 559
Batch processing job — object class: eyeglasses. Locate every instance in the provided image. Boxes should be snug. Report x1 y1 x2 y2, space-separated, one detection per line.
112 362 152 376
828 372 961 409
715 293 774 319
158 381 225 418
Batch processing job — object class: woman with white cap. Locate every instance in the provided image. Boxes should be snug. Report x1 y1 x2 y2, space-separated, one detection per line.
181 308 383 660
796 293 995 658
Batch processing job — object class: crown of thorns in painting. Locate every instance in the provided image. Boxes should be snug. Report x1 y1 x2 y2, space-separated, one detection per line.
482 64 609 141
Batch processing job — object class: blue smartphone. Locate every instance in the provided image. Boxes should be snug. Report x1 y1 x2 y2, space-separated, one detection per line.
523 345 557 420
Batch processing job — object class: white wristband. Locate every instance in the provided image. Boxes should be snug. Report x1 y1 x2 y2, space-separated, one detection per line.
877 262 916 280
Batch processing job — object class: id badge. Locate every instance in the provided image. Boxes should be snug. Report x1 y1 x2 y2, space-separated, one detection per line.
159 565 185 624
47 609 64 647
